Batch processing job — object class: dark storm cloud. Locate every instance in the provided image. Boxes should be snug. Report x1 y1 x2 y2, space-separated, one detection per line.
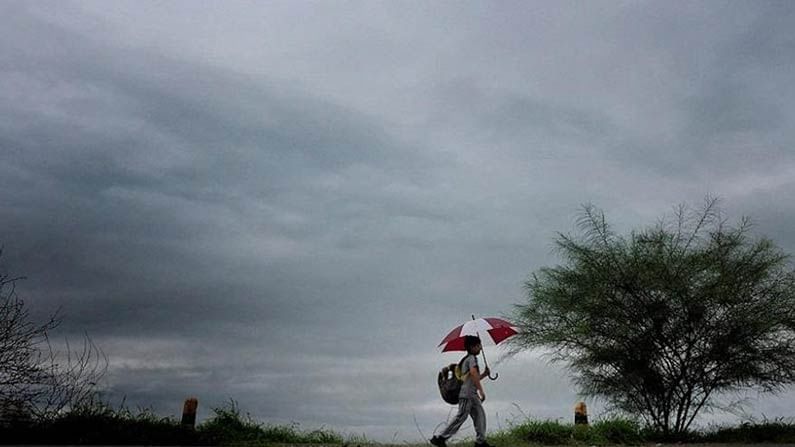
0 14 472 437
1 6 443 335
2 8 536 436
613 3 795 179
3 0 795 441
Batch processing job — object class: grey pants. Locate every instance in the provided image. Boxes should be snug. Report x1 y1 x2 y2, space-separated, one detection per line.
439 397 486 443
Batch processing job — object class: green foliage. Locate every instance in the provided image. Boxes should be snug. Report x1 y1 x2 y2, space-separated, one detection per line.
259 423 344 444
507 419 574 445
5 403 795 446
590 418 643 444
494 417 643 445
0 398 347 445
487 429 529 446
344 431 374 445
703 418 795 444
0 400 201 445
570 423 595 443
196 399 344 445
489 415 795 445
196 400 264 443
510 198 795 435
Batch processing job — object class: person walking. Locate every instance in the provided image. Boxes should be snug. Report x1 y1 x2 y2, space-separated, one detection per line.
431 335 492 447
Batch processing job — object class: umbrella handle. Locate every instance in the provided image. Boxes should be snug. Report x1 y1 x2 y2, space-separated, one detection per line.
481 351 499 381
472 315 499 381
480 345 500 380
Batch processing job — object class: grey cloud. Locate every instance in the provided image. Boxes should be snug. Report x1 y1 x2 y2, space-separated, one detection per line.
3 1 795 442
3 10 436 290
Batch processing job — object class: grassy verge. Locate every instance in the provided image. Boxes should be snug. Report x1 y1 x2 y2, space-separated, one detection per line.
485 416 795 445
197 400 350 445
0 400 360 445
2 400 795 445
486 417 643 446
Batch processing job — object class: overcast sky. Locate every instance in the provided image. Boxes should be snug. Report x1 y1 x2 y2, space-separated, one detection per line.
2 0 795 442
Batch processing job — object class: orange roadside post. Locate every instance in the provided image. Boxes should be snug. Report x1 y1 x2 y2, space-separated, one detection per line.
574 401 588 425
181 397 198 428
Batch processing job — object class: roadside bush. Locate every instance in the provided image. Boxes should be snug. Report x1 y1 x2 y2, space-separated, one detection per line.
509 419 572 445
704 419 795 444
496 414 709 445
591 418 643 444
197 400 263 443
571 423 602 444
0 398 346 445
0 401 201 445
196 400 344 445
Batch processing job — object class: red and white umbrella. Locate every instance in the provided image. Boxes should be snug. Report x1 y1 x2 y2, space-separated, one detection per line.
438 316 519 352
438 315 520 380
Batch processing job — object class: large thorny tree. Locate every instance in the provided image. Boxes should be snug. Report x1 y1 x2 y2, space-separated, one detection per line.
1 251 106 422
511 199 795 436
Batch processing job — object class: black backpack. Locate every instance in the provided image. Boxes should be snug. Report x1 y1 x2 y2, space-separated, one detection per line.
437 355 470 405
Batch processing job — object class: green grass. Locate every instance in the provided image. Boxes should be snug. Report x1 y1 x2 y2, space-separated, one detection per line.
3 399 795 446
503 419 575 445
0 401 202 445
590 418 644 444
701 418 795 444
485 415 795 446
0 399 351 445
195 399 349 445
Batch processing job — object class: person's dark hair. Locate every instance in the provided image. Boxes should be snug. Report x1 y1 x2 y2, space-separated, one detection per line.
464 335 481 353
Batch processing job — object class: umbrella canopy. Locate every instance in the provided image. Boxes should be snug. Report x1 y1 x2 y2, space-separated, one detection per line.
438 317 519 352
